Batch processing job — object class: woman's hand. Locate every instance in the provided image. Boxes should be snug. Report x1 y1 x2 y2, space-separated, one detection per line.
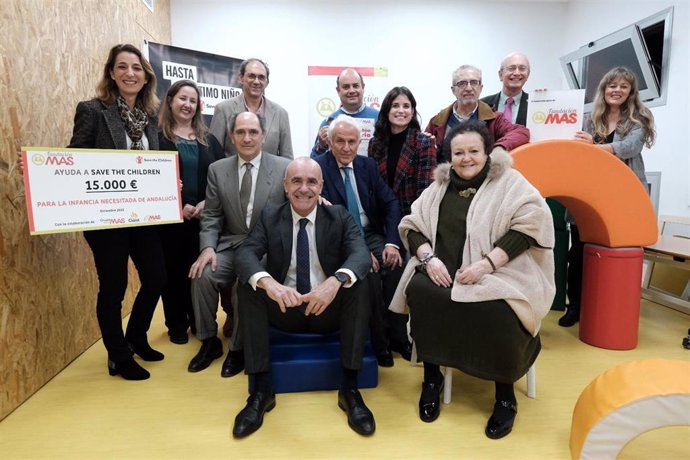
455 259 492 285
573 131 593 144
426 257 452 288
318 195 332 207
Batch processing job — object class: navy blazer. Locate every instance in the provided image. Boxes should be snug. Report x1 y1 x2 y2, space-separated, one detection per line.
315 152 403 248
158 133 224 205
235 202 371 285
480 91 529 127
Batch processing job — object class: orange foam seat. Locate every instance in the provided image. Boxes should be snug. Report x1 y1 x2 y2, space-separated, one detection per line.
511 140 657 247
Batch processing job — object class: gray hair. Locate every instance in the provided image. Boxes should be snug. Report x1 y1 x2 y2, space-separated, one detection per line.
327 114 361 141
451 65 482 85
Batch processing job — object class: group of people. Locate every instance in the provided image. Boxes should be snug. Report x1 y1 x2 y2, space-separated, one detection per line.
34 43 656 440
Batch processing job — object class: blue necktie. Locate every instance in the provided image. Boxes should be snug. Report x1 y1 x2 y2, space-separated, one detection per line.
342 167 363 232
296 218 310 295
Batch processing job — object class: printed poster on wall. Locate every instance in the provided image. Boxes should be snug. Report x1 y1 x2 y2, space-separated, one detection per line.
308 66 389 156
145 41 244 124
526 89 586 142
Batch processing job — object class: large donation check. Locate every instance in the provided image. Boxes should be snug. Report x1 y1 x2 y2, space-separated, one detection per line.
22 147 182 235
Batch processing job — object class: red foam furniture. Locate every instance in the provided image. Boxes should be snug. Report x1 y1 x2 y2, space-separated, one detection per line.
579 244 644 350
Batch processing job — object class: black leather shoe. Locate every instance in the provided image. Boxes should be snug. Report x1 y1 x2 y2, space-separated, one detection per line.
376 350 394 367
221 349 245 378
232 392 276 438
187 337 223 372
558 307 580 327
108 358 150 380
127 339 164 361
485 400 518 439
338 389 376 435
390 339 413 361
419 381 443 423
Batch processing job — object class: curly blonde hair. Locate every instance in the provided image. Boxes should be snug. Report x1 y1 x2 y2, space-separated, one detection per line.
590 67 655 148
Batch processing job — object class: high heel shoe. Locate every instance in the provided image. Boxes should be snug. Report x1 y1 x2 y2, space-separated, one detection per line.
128 340 164 361
108 358 150 380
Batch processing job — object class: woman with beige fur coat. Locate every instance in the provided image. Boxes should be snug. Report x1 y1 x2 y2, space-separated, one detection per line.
389 120 554 439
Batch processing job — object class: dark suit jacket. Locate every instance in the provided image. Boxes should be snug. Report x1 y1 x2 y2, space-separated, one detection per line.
68 99 159 150
314 153 403 248
236 203 371 285
158 133 224 205
480 91 529 127
199 152 290 252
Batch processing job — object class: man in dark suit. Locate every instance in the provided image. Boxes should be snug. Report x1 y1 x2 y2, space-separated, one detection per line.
187 112 289 377
480 52 531 127
315 115 408 367
232 157 374 438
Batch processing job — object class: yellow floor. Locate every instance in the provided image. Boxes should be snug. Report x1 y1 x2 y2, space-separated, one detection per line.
1 301 689 459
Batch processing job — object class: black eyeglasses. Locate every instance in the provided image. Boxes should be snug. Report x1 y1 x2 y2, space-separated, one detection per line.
453 80 481 88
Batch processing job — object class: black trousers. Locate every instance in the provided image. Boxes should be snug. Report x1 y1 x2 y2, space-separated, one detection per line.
238 279 370 374
158 219 200 336
84 226 166 363
567 223 584 309
364 229 407 354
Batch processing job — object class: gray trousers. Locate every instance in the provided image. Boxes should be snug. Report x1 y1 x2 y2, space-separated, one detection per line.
191 248 241 349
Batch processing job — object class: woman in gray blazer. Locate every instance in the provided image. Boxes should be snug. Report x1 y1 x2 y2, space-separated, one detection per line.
71 44 167 379
561 66 656 327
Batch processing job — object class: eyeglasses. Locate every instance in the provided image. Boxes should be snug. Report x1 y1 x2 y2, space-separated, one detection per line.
453 80 481 88
245 73 267 82
502 65 529 73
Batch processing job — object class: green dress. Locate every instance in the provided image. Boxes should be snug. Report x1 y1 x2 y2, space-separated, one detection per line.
406 163 541 383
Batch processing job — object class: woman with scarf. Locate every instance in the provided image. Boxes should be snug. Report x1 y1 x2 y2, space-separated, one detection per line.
69 44 166 380
390 120 555 439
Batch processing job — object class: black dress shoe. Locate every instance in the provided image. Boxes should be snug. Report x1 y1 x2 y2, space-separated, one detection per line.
419 381 443 423
338 389 376 435
221 349 245 378
232 392 276 438
127 339 164 361
188 337 223 372
390 339 413 361
376 350 394 367
485 400 518 439
108 358 150 380
558 307 580 327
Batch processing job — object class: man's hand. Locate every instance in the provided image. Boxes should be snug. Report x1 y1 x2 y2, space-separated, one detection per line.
188 247 217 279
317 126 329 147
370 252 380 273
382 246 403 269
182 204 196 220
259 276 303 313
191 200 205 219
302 276 340 316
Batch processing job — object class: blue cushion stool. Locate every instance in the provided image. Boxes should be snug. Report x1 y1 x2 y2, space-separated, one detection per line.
268 328 378 394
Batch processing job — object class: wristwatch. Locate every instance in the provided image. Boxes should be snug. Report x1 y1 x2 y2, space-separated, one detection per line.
334 272 350 286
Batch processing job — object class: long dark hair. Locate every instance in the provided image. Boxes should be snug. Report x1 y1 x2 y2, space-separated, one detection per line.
373 86 421 144
95 44 158 115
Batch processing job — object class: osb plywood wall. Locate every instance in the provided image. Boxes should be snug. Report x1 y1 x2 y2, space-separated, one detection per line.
0 0 171 420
